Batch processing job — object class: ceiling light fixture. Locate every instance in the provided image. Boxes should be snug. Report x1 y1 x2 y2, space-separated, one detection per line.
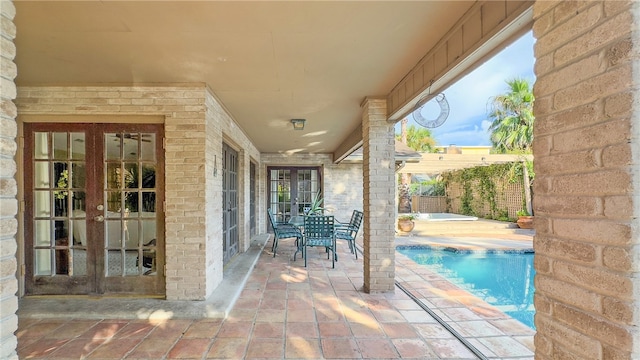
291 118 306 130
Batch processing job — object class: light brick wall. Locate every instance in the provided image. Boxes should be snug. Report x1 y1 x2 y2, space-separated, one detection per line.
162 87 209 300
361 98 395 293
15 84 258 300
532 1 640 359
0 1 18 358
204 91 223 296
208 89 261 249
326 162 364 222
204 90 260 296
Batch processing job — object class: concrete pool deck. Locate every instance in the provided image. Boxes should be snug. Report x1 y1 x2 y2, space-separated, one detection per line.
395 217 534 251
395 233 534 252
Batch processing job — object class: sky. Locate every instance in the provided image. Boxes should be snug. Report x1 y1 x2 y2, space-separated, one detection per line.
396 31 536 147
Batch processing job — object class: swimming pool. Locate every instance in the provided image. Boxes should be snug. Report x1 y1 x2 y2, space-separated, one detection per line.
397 247 536 329
416 213 478 221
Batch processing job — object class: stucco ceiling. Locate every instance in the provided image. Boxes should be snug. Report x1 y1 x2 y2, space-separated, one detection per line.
13 1 476 155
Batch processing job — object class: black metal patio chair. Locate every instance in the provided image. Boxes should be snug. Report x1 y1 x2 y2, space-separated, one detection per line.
335 210 363 259
267 208 302 258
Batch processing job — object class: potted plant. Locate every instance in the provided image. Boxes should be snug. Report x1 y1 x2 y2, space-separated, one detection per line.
397 213 417 232
306 190 325 215
516 209 534 229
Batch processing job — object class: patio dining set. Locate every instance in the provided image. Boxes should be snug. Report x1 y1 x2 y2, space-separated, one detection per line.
267 208 363 268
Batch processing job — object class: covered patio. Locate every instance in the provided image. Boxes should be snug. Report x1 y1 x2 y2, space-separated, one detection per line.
3 1 640 359
17 230 535 359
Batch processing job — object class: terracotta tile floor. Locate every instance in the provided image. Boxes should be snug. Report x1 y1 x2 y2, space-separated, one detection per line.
17 235 535 359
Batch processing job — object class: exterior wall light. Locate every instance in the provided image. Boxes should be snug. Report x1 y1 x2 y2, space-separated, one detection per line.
291 118 306 130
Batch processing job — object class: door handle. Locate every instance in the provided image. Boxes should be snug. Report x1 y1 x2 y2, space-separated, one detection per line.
94 215 104 222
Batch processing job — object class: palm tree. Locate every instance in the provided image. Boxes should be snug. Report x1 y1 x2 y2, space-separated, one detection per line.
396 119 437 213
487 78 534 153
396 122 437 152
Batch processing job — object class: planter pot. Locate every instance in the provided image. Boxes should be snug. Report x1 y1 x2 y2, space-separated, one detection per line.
517 215 534 229
397 219 415 232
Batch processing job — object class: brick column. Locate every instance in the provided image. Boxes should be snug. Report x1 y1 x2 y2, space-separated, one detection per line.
532 1 640 359
361 97 395 293
0 1 18 359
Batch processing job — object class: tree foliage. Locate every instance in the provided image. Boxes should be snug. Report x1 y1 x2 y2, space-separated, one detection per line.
395 122 438 152
487 78 535 153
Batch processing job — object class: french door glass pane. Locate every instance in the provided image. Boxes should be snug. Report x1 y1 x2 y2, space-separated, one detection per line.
124 138 138 160
106 250 125 276
297 169 319 214
125 250 139 275
34 162 49 187
104 132 157 277
139 220 157 244
34 249 51 275
71 163 86 188
33 131 86 277
141 192 156 213
105 133 120 160
34 191 50 217
140 134 156 161
269 169 291 222
34 132 49 159
52 132 68 159
124 163 138 188
34 220 51 246
72 250 87 276
141 164 156 188
106 163 122 189
70 133 85 160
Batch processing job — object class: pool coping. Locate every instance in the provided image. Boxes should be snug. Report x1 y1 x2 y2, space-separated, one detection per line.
396 243 534 254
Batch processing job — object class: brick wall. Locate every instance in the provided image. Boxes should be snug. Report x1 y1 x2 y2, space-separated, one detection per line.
204 90 260 296
532 1 640 359
204 92 224 296
0 1 18 358
325 162 363 222
16 85 259 300
207 89 261 249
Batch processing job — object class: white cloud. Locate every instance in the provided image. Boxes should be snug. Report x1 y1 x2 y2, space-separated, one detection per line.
481 119 492 132
402 31 536 147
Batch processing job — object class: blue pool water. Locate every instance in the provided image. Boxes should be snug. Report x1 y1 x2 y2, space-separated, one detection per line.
398 248 535 329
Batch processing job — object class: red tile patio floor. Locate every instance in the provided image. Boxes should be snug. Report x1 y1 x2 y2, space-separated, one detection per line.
16 233 535 359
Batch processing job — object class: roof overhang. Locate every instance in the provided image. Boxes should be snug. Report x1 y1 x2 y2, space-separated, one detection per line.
398 153 534 175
